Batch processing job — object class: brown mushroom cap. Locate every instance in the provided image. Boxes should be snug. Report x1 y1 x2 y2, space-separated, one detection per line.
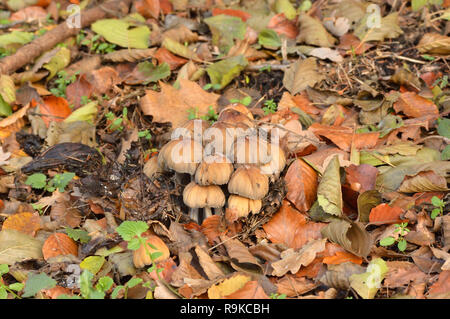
228 166 269 200
178 119 210 142
183 181 226 209
231 135 271 165
227 195 262 218
217 109 254 128
158 138 203 175
203 121 250 157
219 103 254 121
195 154 234 185
260 143 286 176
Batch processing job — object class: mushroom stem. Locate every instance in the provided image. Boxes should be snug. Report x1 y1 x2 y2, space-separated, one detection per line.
204 206 213 219
189 207 199 223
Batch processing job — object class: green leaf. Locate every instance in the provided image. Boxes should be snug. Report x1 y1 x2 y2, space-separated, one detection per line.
80 256 105 275
412 0 428 11
50 172 75 192
274 0 297 20
96 276 113 293
442 145 450 161
8 282 24 292
206 55 248 89
79 270 105 299
64 101 98 124
111 285 124 299
126 277 143 288
437 118 450 138
65 227 91 244
22 273 56 298
127 237 142 250
162 37 199 61
431 208 441 219
0 287 7 299
397 239 407 252
0 264 9 276
0 31 33 48
317 155 343 216
25 173 47 190
91 19 150 49
130 61 171 85
116 221 148 242
431 196 443 207
350 258 388 299
379 236 396 246
43 47 71 80
204 15 246 54
0 96 12 117
258 29 281 50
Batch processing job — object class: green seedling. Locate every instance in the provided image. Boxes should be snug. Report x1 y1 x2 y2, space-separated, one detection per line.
230 96 252 106
430 196 445 219
262 99 277 115
78 31 116 54
203 83 222 91
25 172 75 193
0 264 24 299
379 222 410 252
270 292 287 299
138 129 152 140
105 107 128 132
65 227 91 244
187 106 218 124
50 71 77 98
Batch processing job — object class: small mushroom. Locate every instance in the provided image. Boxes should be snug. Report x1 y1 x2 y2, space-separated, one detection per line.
157 138 203 175
219 103 254 121
203 121 250 157
228 166 269 200
143 155 164 179
183 181 226 221
195 154 234 186
259 142 286 178
227 194 262 219
231 135 271 165
178 119 210 142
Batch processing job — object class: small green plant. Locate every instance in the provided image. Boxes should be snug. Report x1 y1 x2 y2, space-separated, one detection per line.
262 99 277 115
65 227 91 244
0 264 24 299
230 96 252 106
138 129 152 140
111 277 144 299
25 172 75 193
50 71 77 98
203 83 222 91
270 292 287 299
430 196 445 219
187 106 218 124
379 222 410 252
433 75 448 89
105 107 128 132
80 95 92 106
78 31 116 54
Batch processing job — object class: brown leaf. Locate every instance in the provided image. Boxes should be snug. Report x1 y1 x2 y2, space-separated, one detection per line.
282 58 325 95
398 170 449 193
154 47 188 70
66 75 94 109
263 201 326 249
384 261 428 288
31 96 72 127
10 6 47 22
224 280 269 299
212 8 251 22
135 0 160 19
338 33 374 55
194 246 225 281
43 286 73 299
85 66 121 95
276 275 318 297
393 92 439 120
405 211 435 246
2 212 41 237
267 13 298 39
221 236 263 273
284 159 318 213
427 271 450 298
369 203 404 225
201 215 225 245
42 233 78 260
345 164 378 193
297 13 336 47
140 79 219 128
417 33 450 55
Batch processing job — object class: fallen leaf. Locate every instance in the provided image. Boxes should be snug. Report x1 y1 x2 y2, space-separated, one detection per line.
297 13 336 47
345 164 378 193
309 48 343 63
282 57 325 95
42 233 78 260
284 158 318 213
0 229 43 265
357 190 382 223
154 48 188 70
323 251 363 265
207 273 251 299
393 92 439 120
276 275 318 297
32 96 72 127
135 0 160 19
417 33 450 55
224 280 269 299
2 212 41 236
267 13 298 39
427 270 450 298
212 8 251 22
317 155 343 217
349 258 388 299
397 170 449 193
221 236 263 274
369 203 404 225
91 19 151 49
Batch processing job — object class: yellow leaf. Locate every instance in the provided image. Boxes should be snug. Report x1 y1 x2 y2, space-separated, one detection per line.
207 274 251 299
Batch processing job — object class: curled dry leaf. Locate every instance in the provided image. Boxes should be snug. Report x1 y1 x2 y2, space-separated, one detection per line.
320 262 365 290
2 212 41 237
42 233 78 261
284 158 318 213
207 273 251 299
102 48 156 63
283 58 325 96
397 170 449 193
221 236 262 274
263 201 326 250
357 190 382 223
417 33 450 55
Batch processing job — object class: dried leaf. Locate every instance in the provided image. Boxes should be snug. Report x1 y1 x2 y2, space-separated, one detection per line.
2 212 41 236
357 190 382 223
397 170 449 193
393 92 439 120
282 57 325 95
417 33 450 55
0 229 43 265
297 13 336 47
42 233 78 260
207 274 251 299
323 251 363 265
317 155 342 217
224 280 269 299
102 48 156 63
369 203 404 225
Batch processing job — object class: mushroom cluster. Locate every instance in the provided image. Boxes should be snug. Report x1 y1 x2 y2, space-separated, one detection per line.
156 103 287 223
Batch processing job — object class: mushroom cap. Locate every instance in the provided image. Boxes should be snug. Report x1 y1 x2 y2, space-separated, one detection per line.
183 181 226 208
231 135 271 165
227 195 262 218
219 103 254 121
259 143 286 176
217 109 254 128
158 138 203 175
179 119 210 142
228 166 269 200
144 155 164 178
203 121 250 157
195 154 234 185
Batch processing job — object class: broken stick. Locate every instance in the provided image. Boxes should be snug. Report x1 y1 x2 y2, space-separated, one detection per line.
0 0 132 75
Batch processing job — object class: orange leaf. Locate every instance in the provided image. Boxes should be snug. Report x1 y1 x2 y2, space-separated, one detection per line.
35 0 52 6
345 164 378 193
292 92 321 115
43 286 73 299
267 13 298 39
42 233 78 260
212 8 251 22
263 201 326 249
201 215 225 245
2 212 41 237
10 6 47 22
308 123 380 152
32 96 72 127
323 251 363 265
413 192 445 206
369 203 405 225
420 71 442 88
428 270 450 298
159 0 173 14
284 159 318 212
224 281 269 299
154 48 188 70
338 34 374 55
66 74 93 109
393 92 439 120
135 0 160 19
